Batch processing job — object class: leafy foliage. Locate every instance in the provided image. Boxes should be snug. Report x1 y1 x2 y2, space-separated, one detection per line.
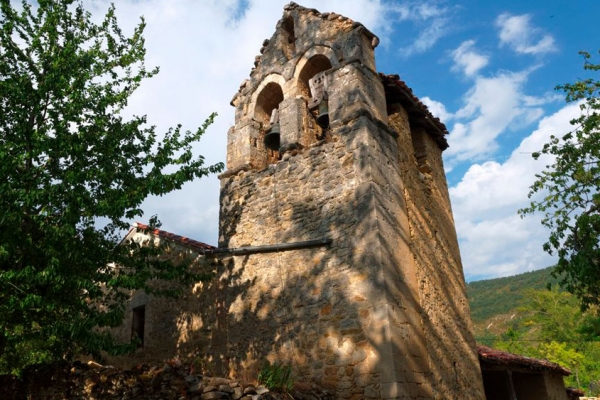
538 341 585 378
0 0 223 374
257 361 294 393
495 288 600 393
520 51 600 310
470 273 600 394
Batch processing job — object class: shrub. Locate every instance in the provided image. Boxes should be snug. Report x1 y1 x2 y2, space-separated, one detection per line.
257 361 294 392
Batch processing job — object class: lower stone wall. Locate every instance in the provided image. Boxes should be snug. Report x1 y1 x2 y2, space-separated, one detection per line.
218 129 389 397
106 109 485 398
0 361 333 400
105 234 220 370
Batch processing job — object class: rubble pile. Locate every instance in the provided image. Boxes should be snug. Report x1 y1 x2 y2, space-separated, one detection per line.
0 360 334 400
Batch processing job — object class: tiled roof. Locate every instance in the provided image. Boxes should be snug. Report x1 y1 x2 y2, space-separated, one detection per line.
477 345 571 376
566 387 585 398
131 222 216 251
380 73 449 150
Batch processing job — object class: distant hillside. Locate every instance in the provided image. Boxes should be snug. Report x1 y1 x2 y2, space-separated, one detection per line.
467 267 558 325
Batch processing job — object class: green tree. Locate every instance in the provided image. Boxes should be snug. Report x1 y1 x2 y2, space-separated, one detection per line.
519 286 583 343
539 341 585 388
0 0 223 374
520 51 600 310
491 287 600 392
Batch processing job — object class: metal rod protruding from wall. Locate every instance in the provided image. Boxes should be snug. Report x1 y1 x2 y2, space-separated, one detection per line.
204 238 332 256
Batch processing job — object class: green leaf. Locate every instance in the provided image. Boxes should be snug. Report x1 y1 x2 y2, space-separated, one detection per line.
519 49 600 312
0 0 222 375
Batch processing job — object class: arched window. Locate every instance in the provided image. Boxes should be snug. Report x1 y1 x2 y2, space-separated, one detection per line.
255 82 284 166
298 54 332 99
298 55 333 144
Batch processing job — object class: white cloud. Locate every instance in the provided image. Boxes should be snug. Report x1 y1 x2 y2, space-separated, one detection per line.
421 96 452 122
445 70 549 165
406 16 448 56
451 40 489 77
523 92 563 106
450 103 582 280
496 13 557 55
385 2 451 56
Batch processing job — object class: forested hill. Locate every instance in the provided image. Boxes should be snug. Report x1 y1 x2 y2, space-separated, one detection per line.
466 267 600 393
466 266 558 324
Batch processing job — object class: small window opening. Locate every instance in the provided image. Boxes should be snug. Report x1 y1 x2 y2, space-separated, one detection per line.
255 82 284 166
131 305 145 348
411 128 432 175
281 16 296 58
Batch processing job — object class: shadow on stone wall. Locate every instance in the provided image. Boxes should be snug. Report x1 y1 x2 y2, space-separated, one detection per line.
110 115 482 398
163 121 483 397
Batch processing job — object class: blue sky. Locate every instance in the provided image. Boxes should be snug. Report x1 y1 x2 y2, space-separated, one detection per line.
79 0 599 281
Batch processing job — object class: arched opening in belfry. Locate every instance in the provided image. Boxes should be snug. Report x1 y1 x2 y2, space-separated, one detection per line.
298 54 333 144
281 16 296 59
298 54 332 99
255 82 284 166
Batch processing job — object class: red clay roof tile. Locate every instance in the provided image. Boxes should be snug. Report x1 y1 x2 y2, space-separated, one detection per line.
380 73 449 150
131 222 216 251
477 345 571 376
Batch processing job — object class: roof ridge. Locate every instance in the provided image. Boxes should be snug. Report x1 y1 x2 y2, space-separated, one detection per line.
477 345 571 376
133 222 216 251
380 73 449 150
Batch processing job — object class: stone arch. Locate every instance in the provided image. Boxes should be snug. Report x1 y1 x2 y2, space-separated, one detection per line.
292 48 337 145
254 82 284 128
252 77 285 166
249 74 286 122
293 46 337 98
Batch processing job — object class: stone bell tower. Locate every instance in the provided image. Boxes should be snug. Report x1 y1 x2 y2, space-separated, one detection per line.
218 3 485 399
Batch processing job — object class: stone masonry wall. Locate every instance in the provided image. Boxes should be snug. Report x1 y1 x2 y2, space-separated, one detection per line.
104 4 485 399
218 111 484 398
217 3 485 399
106 232 220 370
220 117 426 399
389 108 485 398
219 125 376 392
